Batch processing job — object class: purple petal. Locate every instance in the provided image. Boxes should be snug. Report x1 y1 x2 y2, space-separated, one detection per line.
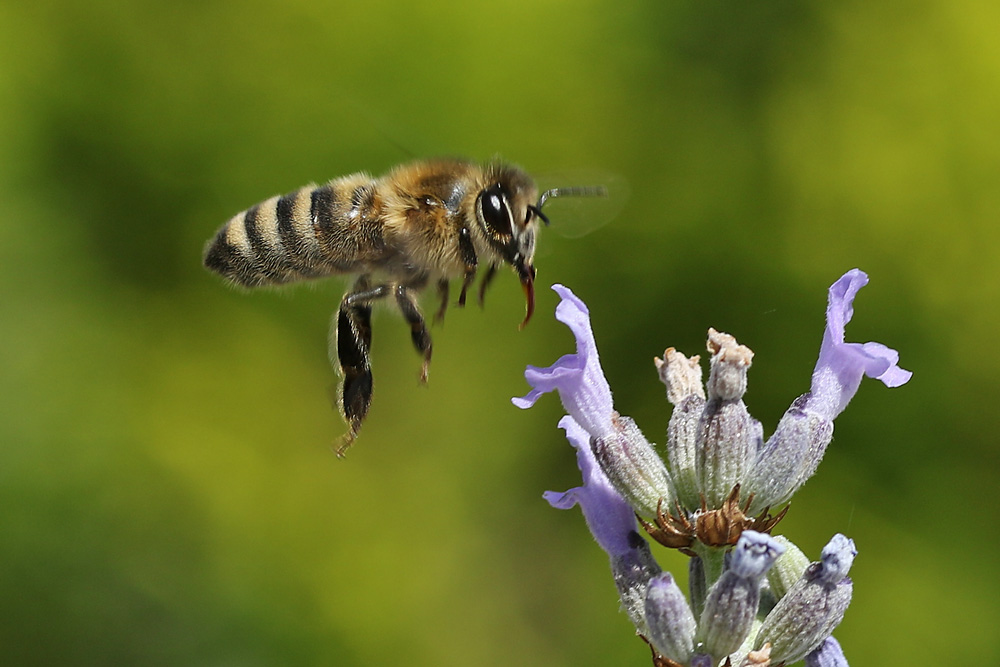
542 416 637 557
810 269 912 419
512 285 616 439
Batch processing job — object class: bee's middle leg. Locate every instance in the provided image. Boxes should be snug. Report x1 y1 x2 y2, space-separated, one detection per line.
434 279 449 324
394 285 432 384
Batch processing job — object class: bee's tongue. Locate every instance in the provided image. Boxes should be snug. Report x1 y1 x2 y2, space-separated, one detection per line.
518 270 535 330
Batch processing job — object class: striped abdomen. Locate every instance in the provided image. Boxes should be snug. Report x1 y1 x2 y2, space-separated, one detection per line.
203 174 388 287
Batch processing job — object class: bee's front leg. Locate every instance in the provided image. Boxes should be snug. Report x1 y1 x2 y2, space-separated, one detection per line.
478 264 498 307
333 277 389 457
394 285 432 384
457 226 478 307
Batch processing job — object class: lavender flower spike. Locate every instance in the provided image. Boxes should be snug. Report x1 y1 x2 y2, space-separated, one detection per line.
512 285 615 439
811 269 912 420
543 416 637 557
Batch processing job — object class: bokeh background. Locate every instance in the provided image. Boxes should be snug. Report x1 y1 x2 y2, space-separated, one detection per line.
2 1 996 665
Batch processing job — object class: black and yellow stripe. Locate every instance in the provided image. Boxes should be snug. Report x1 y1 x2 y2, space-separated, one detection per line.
203 176 384 287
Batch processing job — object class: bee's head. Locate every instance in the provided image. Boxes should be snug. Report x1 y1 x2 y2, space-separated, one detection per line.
476 164 607 328
475 166 542 328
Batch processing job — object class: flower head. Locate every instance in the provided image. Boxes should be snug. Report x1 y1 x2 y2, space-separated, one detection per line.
518 271 908 667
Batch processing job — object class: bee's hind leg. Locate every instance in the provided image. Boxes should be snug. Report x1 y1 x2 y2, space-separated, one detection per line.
394 285 432 384
333 278 388 457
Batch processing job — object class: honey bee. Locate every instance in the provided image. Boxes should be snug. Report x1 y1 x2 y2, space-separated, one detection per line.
203 158 604 456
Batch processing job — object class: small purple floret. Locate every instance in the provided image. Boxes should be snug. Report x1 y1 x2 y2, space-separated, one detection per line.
810 269 911 420
512 285 616 439
542 416 637 557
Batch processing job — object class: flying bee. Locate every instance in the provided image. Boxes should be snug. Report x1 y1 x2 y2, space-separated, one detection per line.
203 158 605 456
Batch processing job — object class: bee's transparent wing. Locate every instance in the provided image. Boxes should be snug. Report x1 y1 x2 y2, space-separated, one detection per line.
535 169 629 239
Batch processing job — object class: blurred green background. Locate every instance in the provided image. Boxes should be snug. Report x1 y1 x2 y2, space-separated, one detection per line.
2 0 996 665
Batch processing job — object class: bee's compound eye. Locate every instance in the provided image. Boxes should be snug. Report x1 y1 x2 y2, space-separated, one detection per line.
479 184 512 237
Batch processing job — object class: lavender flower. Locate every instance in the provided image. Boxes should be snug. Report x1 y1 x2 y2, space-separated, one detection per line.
543 416 637 557
746 268 912 510
543 416 661 633
516 271 909 666
512 285 615 439
515 285 674 517
812 269 912 420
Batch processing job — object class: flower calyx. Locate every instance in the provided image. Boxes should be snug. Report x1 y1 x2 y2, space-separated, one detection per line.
639 485 789 551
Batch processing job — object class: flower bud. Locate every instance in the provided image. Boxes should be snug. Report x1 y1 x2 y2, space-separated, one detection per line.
817 534 856 584
610 531 662 635
592 414 674 518
659 348 707 507
694 331 762 508
755 534 856 664
656 347 705 406
644 572 697 662
666 395 705 511
695 400 763 510
746 394 833 513
706 330 752 401
765 535 810 601
698 531 785 660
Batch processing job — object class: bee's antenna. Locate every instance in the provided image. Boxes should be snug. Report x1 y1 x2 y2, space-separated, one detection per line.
527 205 550 226
535 186 608 226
